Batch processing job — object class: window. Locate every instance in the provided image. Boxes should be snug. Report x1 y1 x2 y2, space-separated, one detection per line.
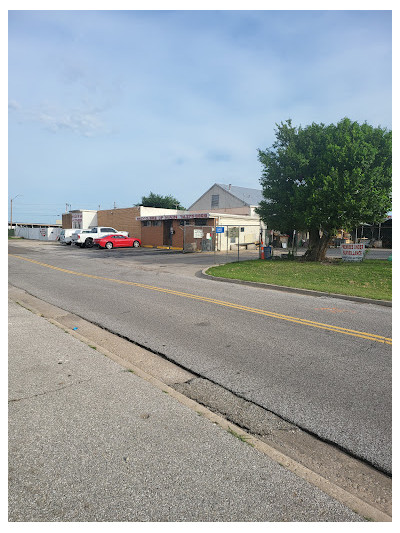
101 228 115 233
143 221 150 226
194 219 207 226
152 221 161 226
211 194 219 208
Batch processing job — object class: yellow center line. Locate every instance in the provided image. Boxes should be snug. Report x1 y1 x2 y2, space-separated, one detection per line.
9 254 392 345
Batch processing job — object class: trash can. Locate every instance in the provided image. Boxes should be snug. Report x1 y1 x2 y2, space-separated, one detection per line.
263 246 272 259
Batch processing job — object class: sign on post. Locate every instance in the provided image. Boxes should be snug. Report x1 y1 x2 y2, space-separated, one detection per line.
341 243 366 262
193 229 204 239
216 226 224 234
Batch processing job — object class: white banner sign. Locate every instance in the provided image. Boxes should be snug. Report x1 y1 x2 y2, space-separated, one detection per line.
341 243 366 261
193 229 204 239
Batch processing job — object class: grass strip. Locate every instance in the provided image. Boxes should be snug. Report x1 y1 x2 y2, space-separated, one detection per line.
206 259 391 301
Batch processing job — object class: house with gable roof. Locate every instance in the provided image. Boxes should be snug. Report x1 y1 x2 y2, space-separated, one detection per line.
187 183 263 216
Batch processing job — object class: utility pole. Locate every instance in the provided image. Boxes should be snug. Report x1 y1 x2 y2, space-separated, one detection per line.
10 194 22 230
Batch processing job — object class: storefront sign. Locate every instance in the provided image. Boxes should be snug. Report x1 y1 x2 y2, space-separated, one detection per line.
137 213 209 221
341 243 366 261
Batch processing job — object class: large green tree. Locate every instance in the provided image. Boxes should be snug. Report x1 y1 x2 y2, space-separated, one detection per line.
256 118 392 261
138 192 185 210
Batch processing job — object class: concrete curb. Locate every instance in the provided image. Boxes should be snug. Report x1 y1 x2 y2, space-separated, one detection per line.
199 268 392 307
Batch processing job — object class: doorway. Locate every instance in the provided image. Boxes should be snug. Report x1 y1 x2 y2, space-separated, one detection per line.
163 221 173 245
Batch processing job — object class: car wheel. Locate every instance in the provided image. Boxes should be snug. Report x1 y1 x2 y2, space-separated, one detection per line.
85 238 94 248
133 240 140 248
105 242 113 250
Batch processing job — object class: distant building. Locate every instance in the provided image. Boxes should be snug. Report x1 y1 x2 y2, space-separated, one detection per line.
188 183 263 216
62 210 98 229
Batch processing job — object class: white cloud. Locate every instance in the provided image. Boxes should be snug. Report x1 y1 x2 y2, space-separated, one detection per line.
9 100 109 137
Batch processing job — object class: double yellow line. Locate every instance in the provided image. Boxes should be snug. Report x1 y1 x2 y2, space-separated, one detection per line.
9 254 392 345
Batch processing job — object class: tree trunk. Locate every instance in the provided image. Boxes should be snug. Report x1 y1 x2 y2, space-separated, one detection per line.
303 228 331 261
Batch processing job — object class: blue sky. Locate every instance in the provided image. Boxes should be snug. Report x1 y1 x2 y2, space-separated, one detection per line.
8 8 392 223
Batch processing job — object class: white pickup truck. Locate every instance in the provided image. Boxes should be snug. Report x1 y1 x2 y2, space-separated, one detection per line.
71 226 129 248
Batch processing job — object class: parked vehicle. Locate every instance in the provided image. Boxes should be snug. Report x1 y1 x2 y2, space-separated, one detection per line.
71 226 129 248
59 229 78 245
94 234 141 249
59 229 92 245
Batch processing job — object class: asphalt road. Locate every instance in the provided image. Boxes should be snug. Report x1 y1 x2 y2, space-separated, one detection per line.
8 240 392 474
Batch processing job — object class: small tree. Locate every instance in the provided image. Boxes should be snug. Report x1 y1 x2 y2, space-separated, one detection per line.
256 118 392 261
138 192 185 210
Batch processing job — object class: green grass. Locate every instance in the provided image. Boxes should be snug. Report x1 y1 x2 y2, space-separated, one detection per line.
206 259 392 301
227 427 254 447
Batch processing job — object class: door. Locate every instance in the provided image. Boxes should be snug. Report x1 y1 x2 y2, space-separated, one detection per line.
163 221 172 245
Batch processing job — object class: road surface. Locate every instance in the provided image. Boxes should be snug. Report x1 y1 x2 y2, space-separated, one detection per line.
8 240 392 474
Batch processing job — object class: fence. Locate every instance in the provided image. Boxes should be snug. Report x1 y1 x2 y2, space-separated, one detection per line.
14 225 62 241
181 225 216 252
182 224 262 255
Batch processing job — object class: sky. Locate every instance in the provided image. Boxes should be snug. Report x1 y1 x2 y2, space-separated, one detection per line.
7 6 392 224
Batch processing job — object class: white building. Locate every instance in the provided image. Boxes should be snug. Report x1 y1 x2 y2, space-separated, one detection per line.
69 209 98 229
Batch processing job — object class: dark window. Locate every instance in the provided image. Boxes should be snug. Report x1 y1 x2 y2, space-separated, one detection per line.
194 219 207 226
102 228 115 232
211 194 219 208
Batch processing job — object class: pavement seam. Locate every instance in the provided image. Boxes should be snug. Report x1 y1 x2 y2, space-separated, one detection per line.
8 291 391 522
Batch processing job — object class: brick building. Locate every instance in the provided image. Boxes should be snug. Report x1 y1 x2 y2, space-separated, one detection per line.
97 207 142 239
138 212 263 251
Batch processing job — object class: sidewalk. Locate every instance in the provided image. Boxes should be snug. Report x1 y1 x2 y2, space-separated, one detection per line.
8 298 364 522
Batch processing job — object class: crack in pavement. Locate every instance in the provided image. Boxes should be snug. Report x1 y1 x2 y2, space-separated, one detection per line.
8 378 93 403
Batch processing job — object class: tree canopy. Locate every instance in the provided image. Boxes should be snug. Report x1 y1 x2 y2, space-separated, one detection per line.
138 192 185 210
256 118 392 260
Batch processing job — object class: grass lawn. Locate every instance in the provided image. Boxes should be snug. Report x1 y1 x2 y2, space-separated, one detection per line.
206 259 392 301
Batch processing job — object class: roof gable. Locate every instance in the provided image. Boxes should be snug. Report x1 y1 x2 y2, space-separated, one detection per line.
188 183 263 210
217 184 263 206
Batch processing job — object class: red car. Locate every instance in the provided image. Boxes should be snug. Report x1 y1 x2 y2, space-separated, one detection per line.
93 234 141 249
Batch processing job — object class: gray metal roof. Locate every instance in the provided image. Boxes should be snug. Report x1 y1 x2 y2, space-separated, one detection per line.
217 184 263 206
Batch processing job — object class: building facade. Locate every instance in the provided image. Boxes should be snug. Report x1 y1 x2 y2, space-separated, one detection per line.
137 211 264 251
62 210 98 230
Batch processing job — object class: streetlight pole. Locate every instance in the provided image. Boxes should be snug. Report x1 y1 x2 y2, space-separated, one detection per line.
10 194 22 231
